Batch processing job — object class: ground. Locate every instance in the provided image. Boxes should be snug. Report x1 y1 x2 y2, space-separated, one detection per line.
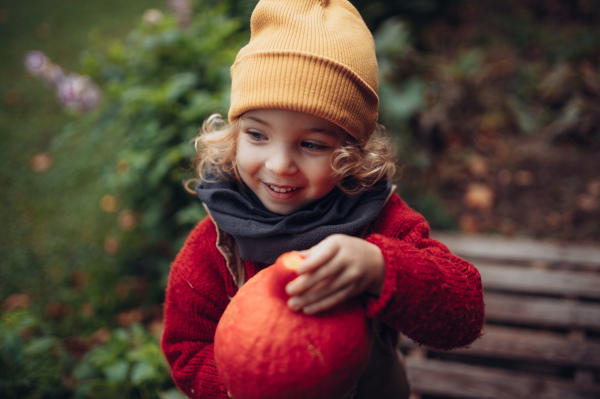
429 133 600 244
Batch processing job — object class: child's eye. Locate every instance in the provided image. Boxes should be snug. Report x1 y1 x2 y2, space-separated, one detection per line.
244 130 267 141
302 141 329 151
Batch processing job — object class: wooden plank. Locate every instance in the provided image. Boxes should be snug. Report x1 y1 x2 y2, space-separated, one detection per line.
485 292 600 331
406 357 600 399
477 262 600 299
401 325 600 368
433 231 600 267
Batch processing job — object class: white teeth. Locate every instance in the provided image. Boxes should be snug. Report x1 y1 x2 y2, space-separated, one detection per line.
268 184 297 193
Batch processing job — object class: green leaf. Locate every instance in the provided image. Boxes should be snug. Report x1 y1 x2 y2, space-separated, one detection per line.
165 72 198 102
103 360 129 382
374 18 413 58
24 336 60 356
379 78 426 123
130 361 156 385
508 96 541 134
160 388 188 399
0 330 25 365
175 203 206 225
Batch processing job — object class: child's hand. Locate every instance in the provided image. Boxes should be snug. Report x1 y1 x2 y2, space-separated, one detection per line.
285 234 385 315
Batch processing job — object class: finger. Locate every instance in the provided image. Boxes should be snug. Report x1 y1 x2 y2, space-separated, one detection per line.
297 237 341 274
288 270 339 307
288 278 331 311
285 273 311 296
290 274 337 305
302 284 356 315
286 256 344 296
298 264 370 308
289 267 359 311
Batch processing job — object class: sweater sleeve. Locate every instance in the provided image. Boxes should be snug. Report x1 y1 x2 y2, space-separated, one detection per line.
161 218 232 399
365 194 485 351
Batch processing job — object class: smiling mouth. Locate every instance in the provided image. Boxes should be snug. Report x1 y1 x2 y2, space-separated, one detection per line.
266 183 299 193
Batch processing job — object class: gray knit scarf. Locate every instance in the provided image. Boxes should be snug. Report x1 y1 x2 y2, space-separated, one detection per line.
195 177 391 265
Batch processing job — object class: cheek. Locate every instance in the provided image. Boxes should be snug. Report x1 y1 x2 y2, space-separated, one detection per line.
309 159 337 190
236 141 259 176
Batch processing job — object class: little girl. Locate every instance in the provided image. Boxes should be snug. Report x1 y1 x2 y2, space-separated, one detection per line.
161 1 485 398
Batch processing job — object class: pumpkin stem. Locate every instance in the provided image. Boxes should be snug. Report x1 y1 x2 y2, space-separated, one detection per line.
281 251 303 271
270 252 304 299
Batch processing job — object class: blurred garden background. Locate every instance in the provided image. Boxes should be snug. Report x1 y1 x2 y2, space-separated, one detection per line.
1 0 599 397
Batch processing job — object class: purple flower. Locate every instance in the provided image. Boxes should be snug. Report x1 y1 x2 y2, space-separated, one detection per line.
143 9 164 26
24 51 65 88
168 0 191 28
41 64 66 88
57 74 102 111
24 50 49 77
25 50 102 111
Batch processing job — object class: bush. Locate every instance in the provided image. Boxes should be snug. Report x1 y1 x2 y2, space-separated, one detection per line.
72 324 175 399
0 309 179 399
0 310 71 399
53 0 247 284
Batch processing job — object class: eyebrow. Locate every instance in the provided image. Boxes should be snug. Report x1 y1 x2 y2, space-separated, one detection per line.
242 115 271 127
241 115 342 138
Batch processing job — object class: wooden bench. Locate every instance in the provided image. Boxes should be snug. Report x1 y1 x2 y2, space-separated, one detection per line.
401 232 600 399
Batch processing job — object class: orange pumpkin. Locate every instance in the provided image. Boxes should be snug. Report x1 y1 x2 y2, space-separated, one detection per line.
214 251 372 399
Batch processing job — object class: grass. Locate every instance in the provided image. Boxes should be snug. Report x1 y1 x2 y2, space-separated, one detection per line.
0 0 166 306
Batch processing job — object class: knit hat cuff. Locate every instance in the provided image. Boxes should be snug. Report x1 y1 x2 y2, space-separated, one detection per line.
228 50 379 145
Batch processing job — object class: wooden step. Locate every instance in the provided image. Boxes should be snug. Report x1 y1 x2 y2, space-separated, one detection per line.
484 292 600 331
402 324 600 368
406 357 600 399
433 231 600 267
405 232 600 399
477 261 600 299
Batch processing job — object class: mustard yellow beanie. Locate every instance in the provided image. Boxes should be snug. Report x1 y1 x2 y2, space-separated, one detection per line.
228 0 379 146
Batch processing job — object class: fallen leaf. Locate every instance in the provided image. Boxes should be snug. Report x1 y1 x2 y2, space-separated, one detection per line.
47 302 73 319
587 180 600 196
92 327 112 345
3 293 32 311
30 152 53 172
117 308 143 327
514 170 534 187
100 195 120 213
497 169 512 186
104 236 119 255
458 214 479 233
62 336 90 360
149 320 164 338
116 159 130 175
545 212 562 228
463 183 495 210
80 303 95 318
467 154 489 177
5 90 20 106
71 271 89 288
117 210 138 232
577 194 598 212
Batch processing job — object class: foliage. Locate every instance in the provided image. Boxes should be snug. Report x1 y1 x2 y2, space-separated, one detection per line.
0 310 71 399
0 309 180 399
3 0 600 397
72 324 177 399
352 0 466 37
3 1 247 397
54 0 247 281
372 3 600 227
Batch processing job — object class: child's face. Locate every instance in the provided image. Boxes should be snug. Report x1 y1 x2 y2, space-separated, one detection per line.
236 109 346 215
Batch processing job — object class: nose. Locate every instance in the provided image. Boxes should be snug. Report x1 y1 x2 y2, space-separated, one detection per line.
264 148 298 175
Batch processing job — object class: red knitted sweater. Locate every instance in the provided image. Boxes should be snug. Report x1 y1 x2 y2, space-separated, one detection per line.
161 194 485 398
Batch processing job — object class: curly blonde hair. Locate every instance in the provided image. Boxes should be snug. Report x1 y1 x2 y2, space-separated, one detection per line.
186 113 396 196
